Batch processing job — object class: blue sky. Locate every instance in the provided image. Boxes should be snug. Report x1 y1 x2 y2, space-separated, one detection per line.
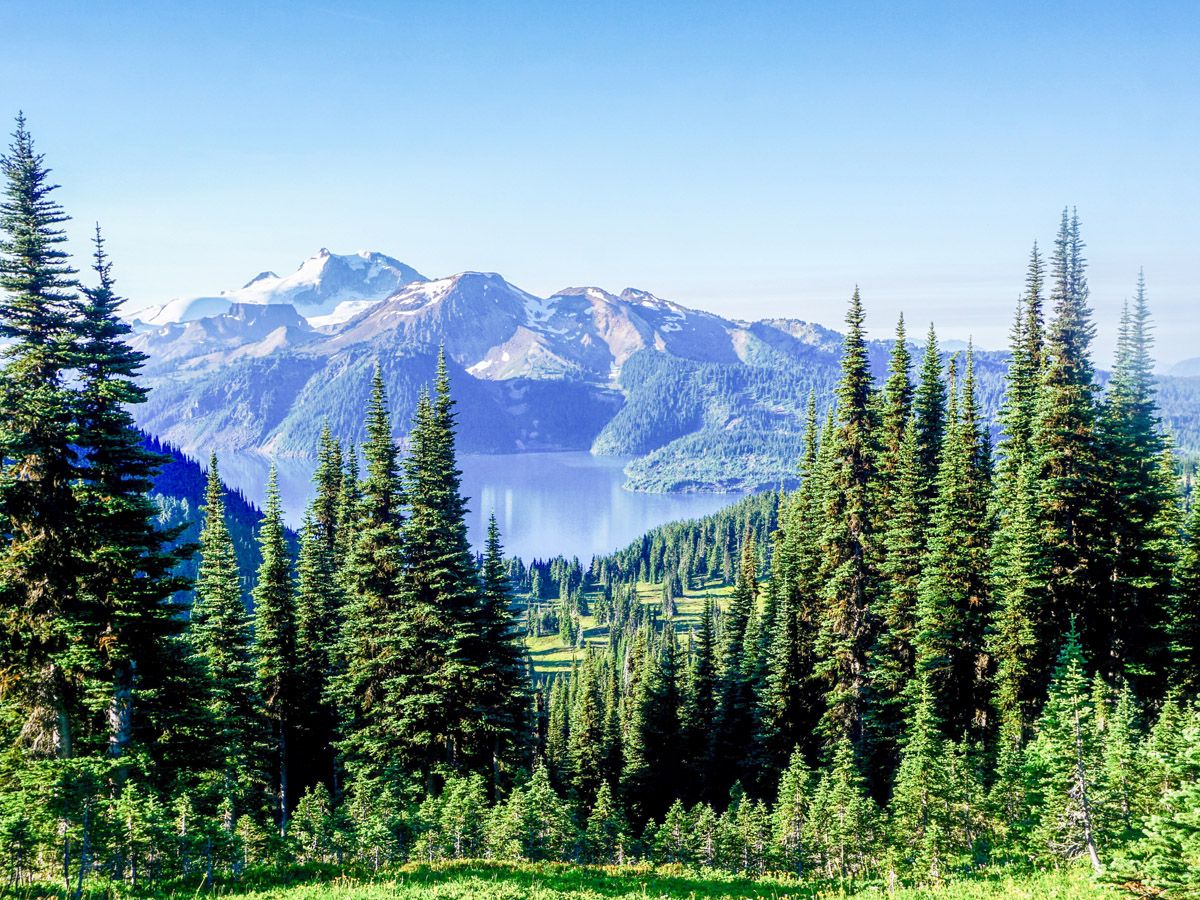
3 1 1198 364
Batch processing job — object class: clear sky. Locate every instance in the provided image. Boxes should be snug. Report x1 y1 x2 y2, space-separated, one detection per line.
3 1 1197 365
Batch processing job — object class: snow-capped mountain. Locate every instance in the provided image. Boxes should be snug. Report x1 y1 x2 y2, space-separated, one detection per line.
136 249 426 327
125 256 883 489
125 252 1200 490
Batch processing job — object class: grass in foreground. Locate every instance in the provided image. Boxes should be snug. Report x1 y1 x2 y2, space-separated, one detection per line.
35 860 1113 899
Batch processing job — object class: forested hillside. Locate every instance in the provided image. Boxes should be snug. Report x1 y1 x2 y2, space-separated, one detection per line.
144 433 275 599
3 118 1200 899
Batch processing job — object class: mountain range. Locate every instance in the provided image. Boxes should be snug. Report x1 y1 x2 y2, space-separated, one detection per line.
128 249 1200 492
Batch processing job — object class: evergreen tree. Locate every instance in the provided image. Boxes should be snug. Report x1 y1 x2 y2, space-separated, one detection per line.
252 466 298 832
771 747 813 876
912 323 947 523
804 733 879 879
683 597 718 802
623 627 684 826
913 349 992 737
1023 623 1103 873
888 679 967 880
989 249 1051 739
869 416 923 776
332 367 405 785
476 514 531 790
1032 209 1105 681
190 456 260 825
396 352 482 773
1171 495 1200 691
72 227 189 768
716 533 758 790
584 781 628 865
816 289 879 752
1099 273 1176 689
0 114 85 760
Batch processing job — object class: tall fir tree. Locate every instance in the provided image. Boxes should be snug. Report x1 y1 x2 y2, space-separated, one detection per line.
190 456 260 824
332 366 406 785
1099 273 1176 689
72 227 189 768
476 514 531 790
913 348 992 738
396 351 484 774
912 323 947 525
1171 494 1200 692
816 288 879 753
252 466 298 832
1031 209 1106 682
0 114 85 760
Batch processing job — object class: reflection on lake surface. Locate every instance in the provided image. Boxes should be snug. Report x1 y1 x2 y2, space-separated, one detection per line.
215 451 745 561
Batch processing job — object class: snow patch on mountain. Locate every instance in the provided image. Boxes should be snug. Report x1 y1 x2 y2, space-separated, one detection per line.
136 249 426 327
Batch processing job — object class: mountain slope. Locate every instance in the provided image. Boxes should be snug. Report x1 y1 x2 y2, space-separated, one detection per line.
127 254 1200 492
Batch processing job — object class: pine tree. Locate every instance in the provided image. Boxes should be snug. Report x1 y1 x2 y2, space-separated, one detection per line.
989 248 1052 739
72 227 189 768
912 323 947 523
476 514 531 790
584 781 628 865
396 352 483 773
252 466 297 832
190 456 260 824
1031 209 1105 681
623 627 684 826
1023 623 1103 873
0 114 85 760
332 367 405 785
888 679 962 879
869 416 923 776
683 597 718 802
816 288 879 752
804 733 880 879
771 747 813 876
1099 273 1176 689
716 533 758 790
913 348 992 737
876 315 914 510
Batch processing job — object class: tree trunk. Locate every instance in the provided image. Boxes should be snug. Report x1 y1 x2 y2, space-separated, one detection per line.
1073 705 1103 874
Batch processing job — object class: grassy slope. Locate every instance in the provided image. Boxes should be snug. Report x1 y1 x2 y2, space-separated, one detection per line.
524 577 736 675
121 861 1110 899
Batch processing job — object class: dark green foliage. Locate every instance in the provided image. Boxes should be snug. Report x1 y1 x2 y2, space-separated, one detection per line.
252 467 298 831
816 289 880 753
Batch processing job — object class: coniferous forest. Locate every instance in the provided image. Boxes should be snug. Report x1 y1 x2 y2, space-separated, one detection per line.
3 117 1200 899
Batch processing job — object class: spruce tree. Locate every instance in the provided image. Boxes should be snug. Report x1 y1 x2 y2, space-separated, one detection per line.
1023 623 1103 873
771 747 813 876
816 288 879 753
1171 495 1200 691
476 514 531 790
190 456 260 824
912 323 947 523
869 416 923 776
252 466 297 832
913 348 992 737
0 114 85 759
683 596 718 802
1031 209 1105 681
1099 273 1175 689
396 352 482 773
72 227 189 766
716 532 758 790
332 367 405 785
